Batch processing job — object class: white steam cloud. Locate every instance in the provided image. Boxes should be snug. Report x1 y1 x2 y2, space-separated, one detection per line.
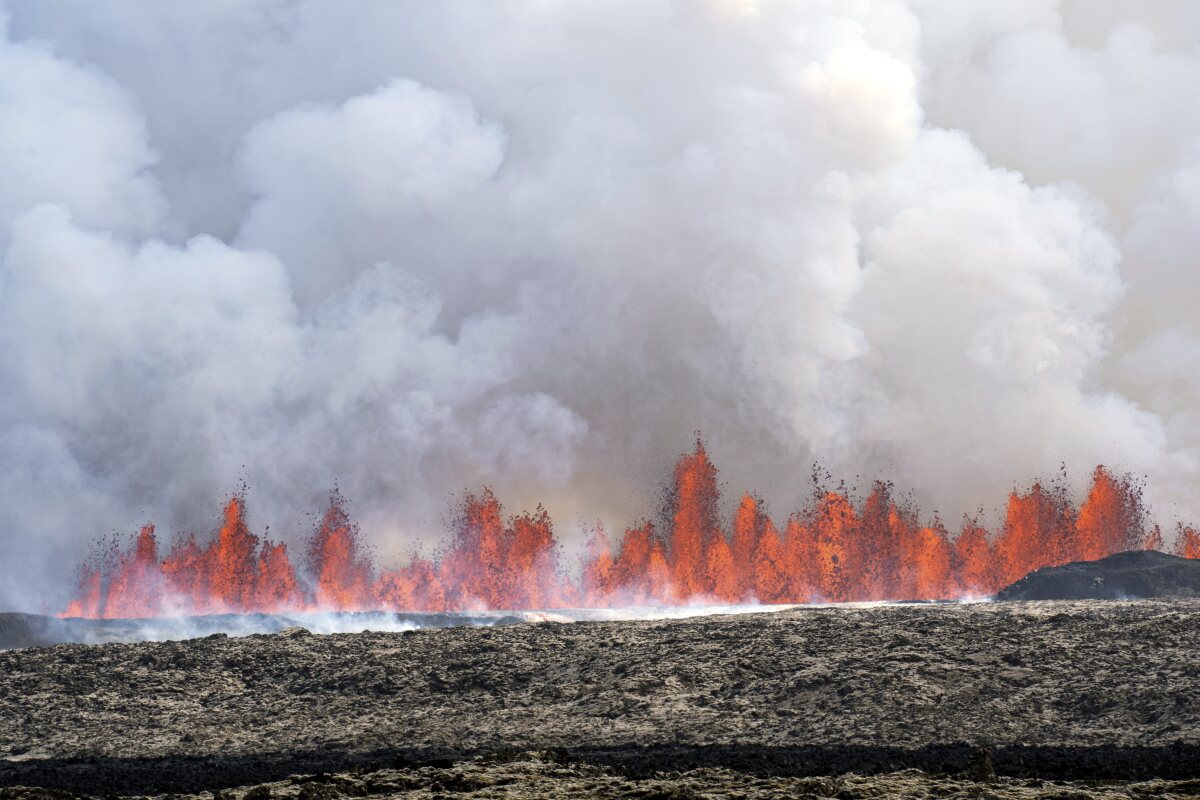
2 0 1199 611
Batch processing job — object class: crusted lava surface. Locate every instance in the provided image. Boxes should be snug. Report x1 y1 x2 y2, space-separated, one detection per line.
1 601 1199 797
997 550 1200 601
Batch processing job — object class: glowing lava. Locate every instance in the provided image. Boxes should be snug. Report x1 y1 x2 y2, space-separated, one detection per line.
63 440 1188 618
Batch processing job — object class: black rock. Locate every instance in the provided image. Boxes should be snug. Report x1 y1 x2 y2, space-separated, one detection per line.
965 747 995 782
997 550 1200 601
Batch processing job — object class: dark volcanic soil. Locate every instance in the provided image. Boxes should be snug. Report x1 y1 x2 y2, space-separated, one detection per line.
2 601 1199 797
998 550 1200 601
4 756 1193 800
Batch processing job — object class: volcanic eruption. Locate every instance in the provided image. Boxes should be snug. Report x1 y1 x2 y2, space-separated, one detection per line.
8 5 1200 797
62 439 1193 619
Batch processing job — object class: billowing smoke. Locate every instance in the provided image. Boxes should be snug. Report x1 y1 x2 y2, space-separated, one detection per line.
2 1 1199 611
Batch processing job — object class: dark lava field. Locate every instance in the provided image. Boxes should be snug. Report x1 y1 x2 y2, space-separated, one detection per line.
2 600 1200 798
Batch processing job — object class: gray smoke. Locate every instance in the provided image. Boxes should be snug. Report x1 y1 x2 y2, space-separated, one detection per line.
2 0 1199 611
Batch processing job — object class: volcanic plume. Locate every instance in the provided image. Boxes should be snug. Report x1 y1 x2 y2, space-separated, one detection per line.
7 5 1200 619
63 440 1187 619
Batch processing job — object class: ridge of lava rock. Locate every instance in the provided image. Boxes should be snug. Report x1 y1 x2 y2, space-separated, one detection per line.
996 549 1200 600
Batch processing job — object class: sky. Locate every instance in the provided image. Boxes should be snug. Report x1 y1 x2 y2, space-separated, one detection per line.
2 0 1200 610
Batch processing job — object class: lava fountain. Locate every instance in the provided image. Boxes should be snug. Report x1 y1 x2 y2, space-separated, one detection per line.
63 440 1189 619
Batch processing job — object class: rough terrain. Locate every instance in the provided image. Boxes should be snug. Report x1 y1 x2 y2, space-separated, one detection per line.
1 601 1198 797
998 550 1200 601
0 610 531 650
4 757 1197 800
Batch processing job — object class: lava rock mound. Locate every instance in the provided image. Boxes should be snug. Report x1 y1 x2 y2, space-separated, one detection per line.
997 549 1200 601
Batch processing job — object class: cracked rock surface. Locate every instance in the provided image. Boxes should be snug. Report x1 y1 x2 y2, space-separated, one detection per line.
1 601 1198 796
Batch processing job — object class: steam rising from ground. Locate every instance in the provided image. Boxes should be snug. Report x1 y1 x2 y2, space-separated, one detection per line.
2 1 1200 611
6 605 814 648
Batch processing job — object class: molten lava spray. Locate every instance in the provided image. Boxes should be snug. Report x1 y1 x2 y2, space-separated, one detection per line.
64 440 1185 618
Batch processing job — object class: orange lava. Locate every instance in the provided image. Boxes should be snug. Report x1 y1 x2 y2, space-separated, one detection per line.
63 440 1190 618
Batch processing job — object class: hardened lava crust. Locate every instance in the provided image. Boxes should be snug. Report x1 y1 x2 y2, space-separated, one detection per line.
1 600 1199 797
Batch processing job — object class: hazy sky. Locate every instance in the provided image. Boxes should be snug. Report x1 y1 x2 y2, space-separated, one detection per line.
3 1 1200 609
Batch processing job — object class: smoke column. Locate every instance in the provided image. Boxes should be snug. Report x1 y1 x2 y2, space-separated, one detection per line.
2 1 1200 611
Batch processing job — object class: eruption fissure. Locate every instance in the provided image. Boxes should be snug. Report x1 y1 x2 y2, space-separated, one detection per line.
64 441 1191 619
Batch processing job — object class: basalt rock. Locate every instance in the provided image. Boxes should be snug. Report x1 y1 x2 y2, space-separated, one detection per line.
2 600 1199 795
996 549 1200 601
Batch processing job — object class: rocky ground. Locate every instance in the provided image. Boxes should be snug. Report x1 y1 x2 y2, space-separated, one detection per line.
1 600 1199 797
0 610 533 650
3 755 1196 799
998 551 1200 601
